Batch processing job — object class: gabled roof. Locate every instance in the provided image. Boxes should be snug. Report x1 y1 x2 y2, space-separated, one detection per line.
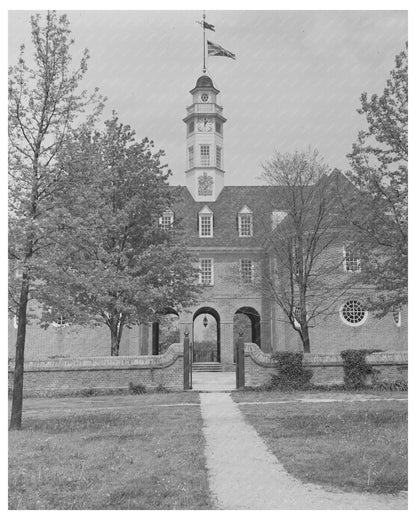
170 185 300 247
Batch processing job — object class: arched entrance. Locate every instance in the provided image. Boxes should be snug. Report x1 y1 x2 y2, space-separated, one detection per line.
233 307 261 360
152 308 180 355
193 307 220 362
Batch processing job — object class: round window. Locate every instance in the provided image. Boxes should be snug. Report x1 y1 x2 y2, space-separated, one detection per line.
201 93 209 102
340 300 368 326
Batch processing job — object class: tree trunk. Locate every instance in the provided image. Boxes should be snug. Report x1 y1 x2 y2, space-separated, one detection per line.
110 327 120 356
301 323 311 353
9 273 30 430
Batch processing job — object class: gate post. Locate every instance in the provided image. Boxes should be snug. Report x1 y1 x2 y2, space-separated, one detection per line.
236 331 245 389
183 330 190 390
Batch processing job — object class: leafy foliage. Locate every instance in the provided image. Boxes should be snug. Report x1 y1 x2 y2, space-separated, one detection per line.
345 44 407 315
340 349 382 389
40 115 199 355
8 11 104 429
267 351 313 390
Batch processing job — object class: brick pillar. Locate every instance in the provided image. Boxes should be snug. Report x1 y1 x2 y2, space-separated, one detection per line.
220 321 234 371
138 323 151 355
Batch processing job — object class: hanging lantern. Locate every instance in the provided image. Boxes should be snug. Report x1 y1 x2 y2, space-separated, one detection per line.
203 315 208 328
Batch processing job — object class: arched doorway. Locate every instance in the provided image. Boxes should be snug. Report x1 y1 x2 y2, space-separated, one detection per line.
233 307 261 360
193 307 220 362
153 308 180 355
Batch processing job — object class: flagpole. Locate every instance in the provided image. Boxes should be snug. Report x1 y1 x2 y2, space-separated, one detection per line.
202 10 206 73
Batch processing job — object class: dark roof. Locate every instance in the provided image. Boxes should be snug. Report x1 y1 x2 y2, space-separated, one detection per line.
170 185 296 248
194 75 214 89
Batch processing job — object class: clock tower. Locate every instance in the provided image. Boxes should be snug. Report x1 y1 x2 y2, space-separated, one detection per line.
183 75 226 201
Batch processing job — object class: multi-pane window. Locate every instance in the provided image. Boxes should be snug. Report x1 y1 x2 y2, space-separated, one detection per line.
159 211 174 231
188 121 194 134
188 146 194 168
200 258 213 285
239 213 253 237
216 146 222 168
340 300 367 326
343 247 361 272
200 145 210 166
240 259 253 283
52 315 69 327
200 215 213 237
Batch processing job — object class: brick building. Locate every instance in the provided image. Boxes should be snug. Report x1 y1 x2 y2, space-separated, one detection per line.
9 74 407 367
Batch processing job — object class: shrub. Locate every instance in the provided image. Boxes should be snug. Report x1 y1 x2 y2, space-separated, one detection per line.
154 384 170 393
267 351 313 390
340 349 382 389
369 380 408 392
128 382 147 394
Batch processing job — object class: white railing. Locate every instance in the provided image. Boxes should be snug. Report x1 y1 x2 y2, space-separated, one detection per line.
186 103 223 115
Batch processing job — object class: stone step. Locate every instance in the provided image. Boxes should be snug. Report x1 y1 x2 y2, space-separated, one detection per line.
192 362 224 372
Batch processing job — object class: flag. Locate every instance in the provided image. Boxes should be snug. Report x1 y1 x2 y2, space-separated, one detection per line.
203 21 215 31
207 40 236 60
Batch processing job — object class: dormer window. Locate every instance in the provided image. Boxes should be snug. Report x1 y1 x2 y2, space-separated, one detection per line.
159 210 174 231
199 205 213 237
343 246 361 272
238 206 253 237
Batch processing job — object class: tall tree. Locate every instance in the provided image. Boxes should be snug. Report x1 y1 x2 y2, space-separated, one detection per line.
8 11 104 430
261 150 356 353
345 44 408 315
40 115 199 356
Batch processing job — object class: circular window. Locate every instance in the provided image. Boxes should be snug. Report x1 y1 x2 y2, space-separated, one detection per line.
340 300 368 327
201 93 209 102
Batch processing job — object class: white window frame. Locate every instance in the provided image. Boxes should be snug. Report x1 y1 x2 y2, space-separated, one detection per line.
159 210 174 231
343 246 361 273
339 300 368 327
52 315 69 328
238 206 253 237
199 258 214 286
392 306 402 327
199 206 213 238
200 144 210 166
240 258 253 283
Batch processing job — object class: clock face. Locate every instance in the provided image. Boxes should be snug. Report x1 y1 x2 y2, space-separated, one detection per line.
197 117 213 132
200 93 209 103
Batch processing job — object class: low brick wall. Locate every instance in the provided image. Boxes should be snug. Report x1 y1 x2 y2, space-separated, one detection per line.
8 344 184 397
244 343 408 388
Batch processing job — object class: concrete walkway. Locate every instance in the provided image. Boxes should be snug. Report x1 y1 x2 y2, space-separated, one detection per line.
192 372 236 392
200 392 407 510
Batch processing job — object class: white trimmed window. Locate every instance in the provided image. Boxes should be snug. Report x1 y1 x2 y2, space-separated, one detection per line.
292 304 302 329
392 306 402 327
188 146 194 168
240 259 253 283
199 258 214 285
238 206 253 237
343 246 361 272
159 210 174 231
199 206 213 237
52 315 69 328
339 300 368 326
216 146 222 168
200 145 210 166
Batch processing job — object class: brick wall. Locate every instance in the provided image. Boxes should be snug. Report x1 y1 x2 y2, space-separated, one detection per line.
8 344 184 397
244 343 408 388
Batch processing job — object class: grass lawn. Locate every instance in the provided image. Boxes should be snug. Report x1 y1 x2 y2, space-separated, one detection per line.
233 391 407 495
9 392 213 510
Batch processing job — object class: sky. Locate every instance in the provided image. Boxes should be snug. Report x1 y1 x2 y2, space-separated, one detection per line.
8 10 408 186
